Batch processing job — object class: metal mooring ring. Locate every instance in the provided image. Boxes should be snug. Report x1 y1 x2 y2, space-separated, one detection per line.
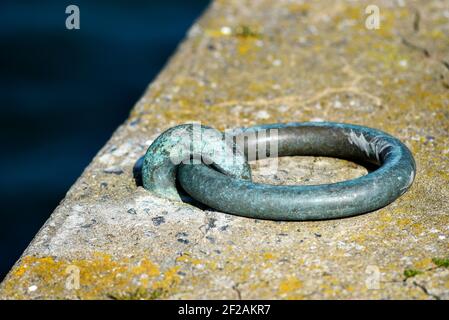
143 122 415 221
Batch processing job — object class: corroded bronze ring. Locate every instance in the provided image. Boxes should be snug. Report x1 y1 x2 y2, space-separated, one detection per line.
143 122 415 221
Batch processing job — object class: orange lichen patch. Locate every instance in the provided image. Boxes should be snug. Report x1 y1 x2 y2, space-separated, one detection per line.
415 258 434 270
287 3 310 15
410 222 426 236
152 266 181 291
396 217 413 230
204 28 228 38
11 256 38 278
263 252 275 260
237 39 257 55
131 259 160 277
337 5 363 24
318 275 345 297
278 277 303 295
2 254 180 300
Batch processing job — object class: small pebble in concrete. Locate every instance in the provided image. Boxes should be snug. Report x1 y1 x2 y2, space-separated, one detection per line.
103 166 124 175
28 285 37 292
152 216 165 226
176 232 189 244
207 218 217 230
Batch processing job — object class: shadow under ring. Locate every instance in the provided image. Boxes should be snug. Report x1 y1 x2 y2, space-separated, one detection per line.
177 122 416 221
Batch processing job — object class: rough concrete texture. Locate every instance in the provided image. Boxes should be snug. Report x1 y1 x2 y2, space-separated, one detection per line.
1 0 448 299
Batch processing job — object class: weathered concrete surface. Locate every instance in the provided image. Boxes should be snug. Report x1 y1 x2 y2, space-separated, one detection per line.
1 0 448 299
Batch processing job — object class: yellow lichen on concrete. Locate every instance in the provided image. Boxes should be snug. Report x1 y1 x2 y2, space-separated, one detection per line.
2 254 179 300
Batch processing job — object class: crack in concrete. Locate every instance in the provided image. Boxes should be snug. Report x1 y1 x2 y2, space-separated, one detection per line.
213 61 383 108
400 34 449 89
401 37 430 57
412 281 441 300
413 9 420 33
232 282 242 300
214 86 382 111
441 61 449 72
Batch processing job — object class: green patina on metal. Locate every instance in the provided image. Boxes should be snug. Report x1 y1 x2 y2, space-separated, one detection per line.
142 123 251 200
142 122 416 220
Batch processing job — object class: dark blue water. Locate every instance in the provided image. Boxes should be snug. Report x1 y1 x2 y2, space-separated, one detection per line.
0 0 209 280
